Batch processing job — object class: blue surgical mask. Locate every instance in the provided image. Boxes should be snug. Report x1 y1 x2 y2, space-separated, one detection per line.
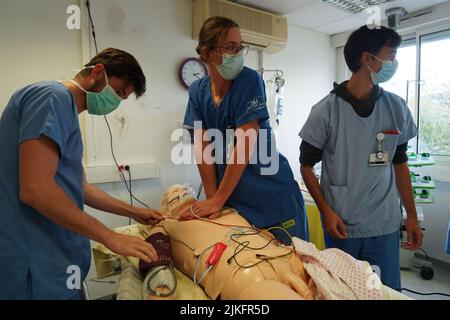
215 51 244 80
70 68 123 115
367 54 398 84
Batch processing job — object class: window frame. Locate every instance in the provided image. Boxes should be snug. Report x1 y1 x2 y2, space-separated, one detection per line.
411 24 450 181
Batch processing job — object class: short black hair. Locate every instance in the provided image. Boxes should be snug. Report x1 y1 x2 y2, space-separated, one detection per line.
344 26 402 72
81 48 146 97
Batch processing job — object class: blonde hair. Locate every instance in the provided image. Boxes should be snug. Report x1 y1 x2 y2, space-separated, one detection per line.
160 185 196 217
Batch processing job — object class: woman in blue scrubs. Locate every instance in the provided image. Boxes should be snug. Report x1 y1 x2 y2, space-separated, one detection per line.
181 16 308 244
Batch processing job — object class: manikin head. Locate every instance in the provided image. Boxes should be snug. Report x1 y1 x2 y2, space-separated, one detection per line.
160 184 197 218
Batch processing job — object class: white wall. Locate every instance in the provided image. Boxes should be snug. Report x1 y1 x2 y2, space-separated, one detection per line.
0 0 82 111
263 25 336 178
83 0 202 219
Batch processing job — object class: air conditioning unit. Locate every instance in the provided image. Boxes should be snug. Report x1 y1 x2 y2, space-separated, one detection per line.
193 0 288 54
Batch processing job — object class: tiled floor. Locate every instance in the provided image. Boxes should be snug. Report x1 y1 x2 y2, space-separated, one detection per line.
400 263 450 300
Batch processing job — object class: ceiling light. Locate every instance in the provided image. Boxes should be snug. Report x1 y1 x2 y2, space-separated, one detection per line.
386 7 407 29
322 0 395 14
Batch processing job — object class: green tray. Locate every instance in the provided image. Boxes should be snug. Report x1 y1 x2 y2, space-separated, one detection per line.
407 153 436 167
412 181 436 189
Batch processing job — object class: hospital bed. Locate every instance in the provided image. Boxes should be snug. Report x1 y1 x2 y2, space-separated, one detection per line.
91 223 410 300
92 224 210 300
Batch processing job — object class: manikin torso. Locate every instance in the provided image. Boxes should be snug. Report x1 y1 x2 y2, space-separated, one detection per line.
140 185 317 300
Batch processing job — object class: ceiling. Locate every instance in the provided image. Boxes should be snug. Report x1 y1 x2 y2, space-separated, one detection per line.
235 0 449 35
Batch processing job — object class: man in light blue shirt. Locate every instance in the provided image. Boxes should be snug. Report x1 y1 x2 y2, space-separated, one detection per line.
0 48 162 299
299 26 423 289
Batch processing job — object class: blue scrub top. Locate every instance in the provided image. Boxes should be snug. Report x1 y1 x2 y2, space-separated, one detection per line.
183 67 307 232
0 82 90 299
300 88 417 238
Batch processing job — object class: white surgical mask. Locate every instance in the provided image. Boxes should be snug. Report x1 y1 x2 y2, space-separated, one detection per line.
214 51 244 80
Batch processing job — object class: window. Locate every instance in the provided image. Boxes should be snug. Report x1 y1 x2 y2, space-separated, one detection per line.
383 28 450 156
381 38 418 149
381 39 416 108
419 30 450 155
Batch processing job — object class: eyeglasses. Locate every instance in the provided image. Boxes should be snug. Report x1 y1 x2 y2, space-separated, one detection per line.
216 44 249 56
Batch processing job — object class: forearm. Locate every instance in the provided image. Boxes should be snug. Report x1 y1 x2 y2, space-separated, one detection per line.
196 162 218 198
215 163 247 206
195 121 258 205
194 129 218 198
215 134 256 205
21 181 112 244
300 164 332 216
394 162 418 220
84 183 139 219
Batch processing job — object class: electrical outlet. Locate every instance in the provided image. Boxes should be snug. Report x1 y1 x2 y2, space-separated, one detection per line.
85 162 158 184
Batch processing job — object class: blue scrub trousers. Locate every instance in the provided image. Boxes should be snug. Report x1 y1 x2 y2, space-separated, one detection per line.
325 230 401 289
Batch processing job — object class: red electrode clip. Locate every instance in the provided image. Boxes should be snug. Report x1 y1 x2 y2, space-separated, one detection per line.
206 242 227 266
383 130 400 135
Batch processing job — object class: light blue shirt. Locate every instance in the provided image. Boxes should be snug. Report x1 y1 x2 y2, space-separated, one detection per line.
300 88 417 238
183 67 308 239
0 81 90 299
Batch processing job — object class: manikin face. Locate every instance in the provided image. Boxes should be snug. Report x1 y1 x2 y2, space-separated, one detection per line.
160 185 197 218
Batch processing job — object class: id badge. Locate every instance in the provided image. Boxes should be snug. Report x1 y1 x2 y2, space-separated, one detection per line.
369 152 389 166
369 133 389 166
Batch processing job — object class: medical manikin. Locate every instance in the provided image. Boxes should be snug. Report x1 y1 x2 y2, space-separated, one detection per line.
139 184 316 300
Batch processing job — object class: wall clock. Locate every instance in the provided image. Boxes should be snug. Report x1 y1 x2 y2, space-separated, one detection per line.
179 57 208 89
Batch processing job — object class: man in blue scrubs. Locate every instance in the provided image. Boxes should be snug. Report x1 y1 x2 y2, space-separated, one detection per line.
0 48 162 299
299 26 423 289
